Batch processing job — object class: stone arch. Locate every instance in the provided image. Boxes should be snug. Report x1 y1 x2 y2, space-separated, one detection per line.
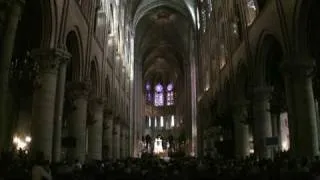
65 30 82 82
254 31 285 86
14 0 58 49
89 58 99 97
39 0 58 48
255 32 286 112
133 0 194 29
11 0 46 105
293 0 314 55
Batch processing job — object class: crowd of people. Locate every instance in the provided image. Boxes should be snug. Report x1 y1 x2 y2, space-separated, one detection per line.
0 150 320 180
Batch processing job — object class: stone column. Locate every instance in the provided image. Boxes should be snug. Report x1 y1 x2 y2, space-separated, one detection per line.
103 110 113 160
271 113 281 151
232 100 250 158
315 100 320 148
87 98 104 161
67 81 90 163
30 48 70 161
253 87 273 159
120 125 125 159
113 118 120 159
0 0 25 151
125 128 129 157
52 55 70 163
283 61 319 156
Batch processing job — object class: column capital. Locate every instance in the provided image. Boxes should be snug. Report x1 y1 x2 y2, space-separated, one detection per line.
66 81 91 99
104 108 113 117
232 99 249 123
114 115 121 124
281 60 316 78
89 97 105 106
253 86 273 102
31 48 71 74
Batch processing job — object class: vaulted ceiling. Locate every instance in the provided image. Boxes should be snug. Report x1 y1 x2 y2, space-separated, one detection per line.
131 0 195 85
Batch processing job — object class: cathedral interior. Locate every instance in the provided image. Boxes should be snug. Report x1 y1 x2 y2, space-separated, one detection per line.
1 0 320 166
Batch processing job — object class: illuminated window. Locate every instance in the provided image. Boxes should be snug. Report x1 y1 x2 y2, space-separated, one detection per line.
246 0 257 26
148 116 151 127
154 117 157 127
160 116 164 127
201 7 207 33
145 82 152 103
166 83 174 106
154 84 164 106
207 0 213 17
219 44 226 69
171 115 175 127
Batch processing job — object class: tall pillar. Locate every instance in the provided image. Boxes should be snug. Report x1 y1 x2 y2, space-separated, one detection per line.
67 81 90 163
113 118 120 159
103 110 113 160
30 48 70 161
52 54 70 163
253 87 273 159
120 124 125 159
232 100 250 158
87 98 104 161
125 128 129 157
0 0 25 151
283 61 319 156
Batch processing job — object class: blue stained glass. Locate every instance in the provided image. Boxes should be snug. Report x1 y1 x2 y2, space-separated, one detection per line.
146 83 151 91
167 83 173 91
147 92 152 102
155 84 163 92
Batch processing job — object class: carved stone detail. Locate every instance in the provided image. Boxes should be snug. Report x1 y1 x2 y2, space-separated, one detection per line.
104 108 113 117
31 48 71 74
66 81 91 100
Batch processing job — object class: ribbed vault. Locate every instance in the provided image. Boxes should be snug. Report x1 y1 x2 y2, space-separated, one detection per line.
133 1 194 90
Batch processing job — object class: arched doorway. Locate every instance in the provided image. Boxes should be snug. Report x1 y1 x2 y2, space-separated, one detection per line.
252 34 285 158
61 30 82 161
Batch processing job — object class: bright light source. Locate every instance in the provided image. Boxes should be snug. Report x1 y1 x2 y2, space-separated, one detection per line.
25 136 31 143
13 136 19 144
16 141 27 150
13 135 31 151
282 140 289 151
249 149 254 154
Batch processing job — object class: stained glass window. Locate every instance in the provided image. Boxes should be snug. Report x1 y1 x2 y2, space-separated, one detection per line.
146 82 152 103
171 115 175 127
154 84 164 106
160 116 164 127
146 82 151 91
146 92 152 102
166 83 174 106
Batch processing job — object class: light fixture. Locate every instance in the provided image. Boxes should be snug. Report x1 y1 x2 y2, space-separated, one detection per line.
12 135 31 151
25 136 32 143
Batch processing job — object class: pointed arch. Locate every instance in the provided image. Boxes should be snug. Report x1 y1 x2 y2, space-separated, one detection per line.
254 30 285 86
90 58 100 97
65 30 82 82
